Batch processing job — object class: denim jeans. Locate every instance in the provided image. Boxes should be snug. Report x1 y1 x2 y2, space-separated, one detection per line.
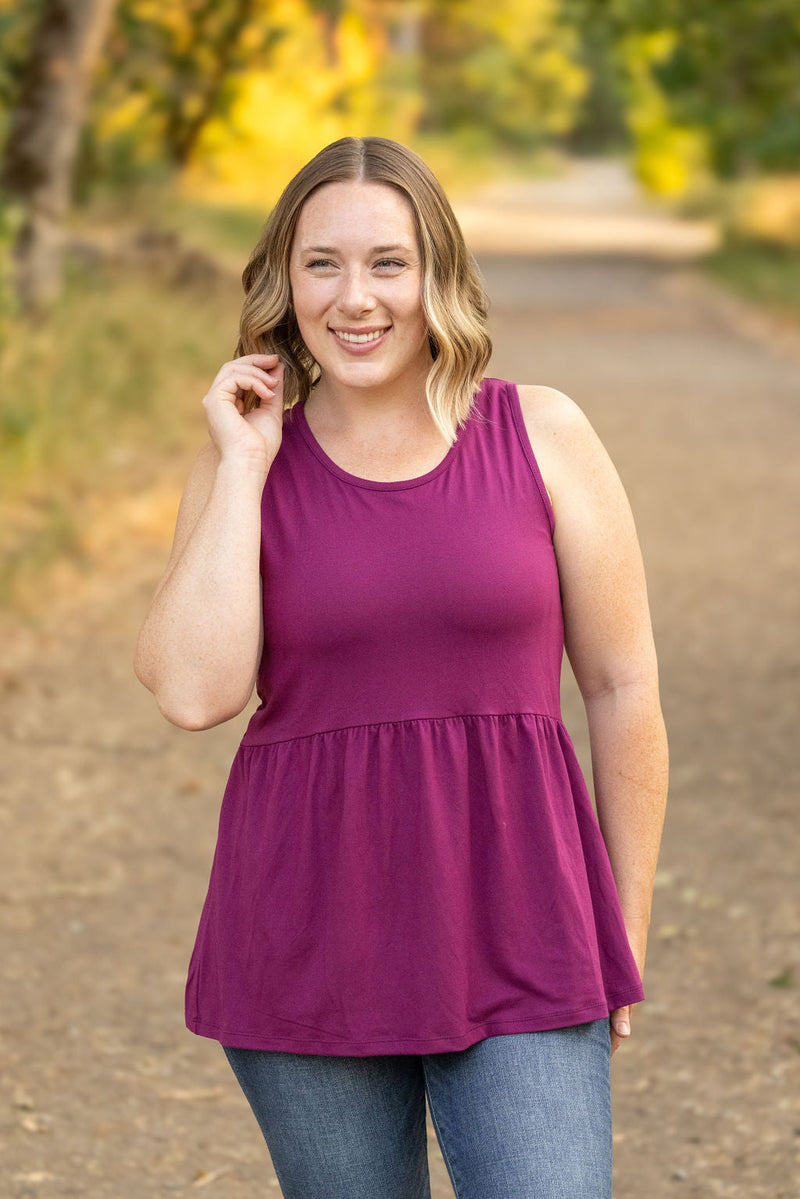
222 1017 613 1198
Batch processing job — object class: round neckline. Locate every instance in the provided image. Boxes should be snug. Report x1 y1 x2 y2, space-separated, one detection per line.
295 399 465 491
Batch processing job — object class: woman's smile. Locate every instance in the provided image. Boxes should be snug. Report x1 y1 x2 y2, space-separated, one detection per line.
329 325 392 353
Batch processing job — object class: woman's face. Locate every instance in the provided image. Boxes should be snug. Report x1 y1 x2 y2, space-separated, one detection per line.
288 180 433 397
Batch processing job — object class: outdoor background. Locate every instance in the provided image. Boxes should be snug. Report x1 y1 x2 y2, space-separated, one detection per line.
1 2 798 1196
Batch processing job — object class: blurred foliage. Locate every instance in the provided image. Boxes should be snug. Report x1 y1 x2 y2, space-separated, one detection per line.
617 28 713 196
625 0 800 179
169 0 590 208
733 174 800 247
0 0 40 111
3 0 798 213
704 239 800 321
77 0 294 203
180 0 408 208
0 250 242 607
567 0 800 194
416 0 588 150
0 0 593 213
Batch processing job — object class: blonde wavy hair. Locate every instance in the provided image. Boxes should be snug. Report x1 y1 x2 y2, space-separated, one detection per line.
233 136 492 445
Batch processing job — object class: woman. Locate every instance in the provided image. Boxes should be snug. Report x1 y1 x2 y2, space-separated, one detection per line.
134 136 668 1199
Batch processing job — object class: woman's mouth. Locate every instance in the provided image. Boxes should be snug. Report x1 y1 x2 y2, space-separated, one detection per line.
329 326 392 355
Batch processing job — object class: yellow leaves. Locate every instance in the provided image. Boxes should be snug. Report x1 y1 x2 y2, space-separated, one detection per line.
620 31 671 105
336 10 382 85
180 70 341 207
448 0 559 45
532 46 590 134
129 0 196 54
239 20 272 55
94 93 151 141
179 1 407 207
733 175 800 248
621 30 710 197
640 27 680 66
632 123 711 198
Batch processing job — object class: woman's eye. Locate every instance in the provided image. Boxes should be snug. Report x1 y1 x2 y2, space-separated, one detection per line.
305 257 404 270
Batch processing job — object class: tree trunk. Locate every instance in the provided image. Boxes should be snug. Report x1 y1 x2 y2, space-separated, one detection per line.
0 0 118 318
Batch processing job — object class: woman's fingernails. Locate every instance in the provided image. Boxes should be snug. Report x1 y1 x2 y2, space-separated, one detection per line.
617 1021 630 1036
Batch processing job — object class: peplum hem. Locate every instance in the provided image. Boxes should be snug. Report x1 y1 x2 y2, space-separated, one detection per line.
189 991 644 1056
185 711 645 1055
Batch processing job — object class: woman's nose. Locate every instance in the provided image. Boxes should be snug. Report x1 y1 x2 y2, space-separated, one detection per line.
337 269 376 314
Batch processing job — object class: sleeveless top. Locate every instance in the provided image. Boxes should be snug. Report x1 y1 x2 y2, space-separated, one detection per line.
185 376 645 1055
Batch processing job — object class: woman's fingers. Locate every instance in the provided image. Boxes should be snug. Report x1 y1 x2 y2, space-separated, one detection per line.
216 366 279 402
609 1004 632 1056
202 357 285 463
231 353 282 389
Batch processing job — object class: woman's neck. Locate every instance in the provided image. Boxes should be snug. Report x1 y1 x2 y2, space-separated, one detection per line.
306 361 434 437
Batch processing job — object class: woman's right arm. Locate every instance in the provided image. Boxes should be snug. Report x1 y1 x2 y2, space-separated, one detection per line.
132 353 285 730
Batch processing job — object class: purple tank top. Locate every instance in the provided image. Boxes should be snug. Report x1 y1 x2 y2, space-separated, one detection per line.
185 377 644 1055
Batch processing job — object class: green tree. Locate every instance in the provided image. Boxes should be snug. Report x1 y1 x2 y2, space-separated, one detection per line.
73 0 291 199
416 0 589 151
566 0 800 190
0 0 118 316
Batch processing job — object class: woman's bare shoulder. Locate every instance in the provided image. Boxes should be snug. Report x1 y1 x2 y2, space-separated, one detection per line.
515 383 594 444
514 383 609 494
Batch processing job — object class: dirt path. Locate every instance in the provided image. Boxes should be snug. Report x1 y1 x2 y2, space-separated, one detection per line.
2 162 799 1197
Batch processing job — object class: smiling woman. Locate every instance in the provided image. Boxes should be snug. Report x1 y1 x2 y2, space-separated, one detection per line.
234 136 492 449
287 179 439 448
133 136 668 1199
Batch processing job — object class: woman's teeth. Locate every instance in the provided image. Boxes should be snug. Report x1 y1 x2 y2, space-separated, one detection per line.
333 328 389 344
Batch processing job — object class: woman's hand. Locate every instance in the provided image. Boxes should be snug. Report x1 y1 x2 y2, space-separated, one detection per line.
203 353 286 472
609 1004 632 1056
610 918 648 1056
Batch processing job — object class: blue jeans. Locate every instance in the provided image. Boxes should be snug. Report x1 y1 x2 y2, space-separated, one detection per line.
222 1017 613 1198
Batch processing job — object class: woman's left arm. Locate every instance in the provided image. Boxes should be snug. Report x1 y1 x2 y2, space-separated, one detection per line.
519 385 669 1043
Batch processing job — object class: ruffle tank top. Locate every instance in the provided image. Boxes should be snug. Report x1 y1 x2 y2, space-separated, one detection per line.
185 376 645 1055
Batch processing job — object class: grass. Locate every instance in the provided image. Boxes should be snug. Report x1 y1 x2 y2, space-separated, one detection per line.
0 247 243 610
700 238 800 323
69 178 269 264
675 174 800 323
